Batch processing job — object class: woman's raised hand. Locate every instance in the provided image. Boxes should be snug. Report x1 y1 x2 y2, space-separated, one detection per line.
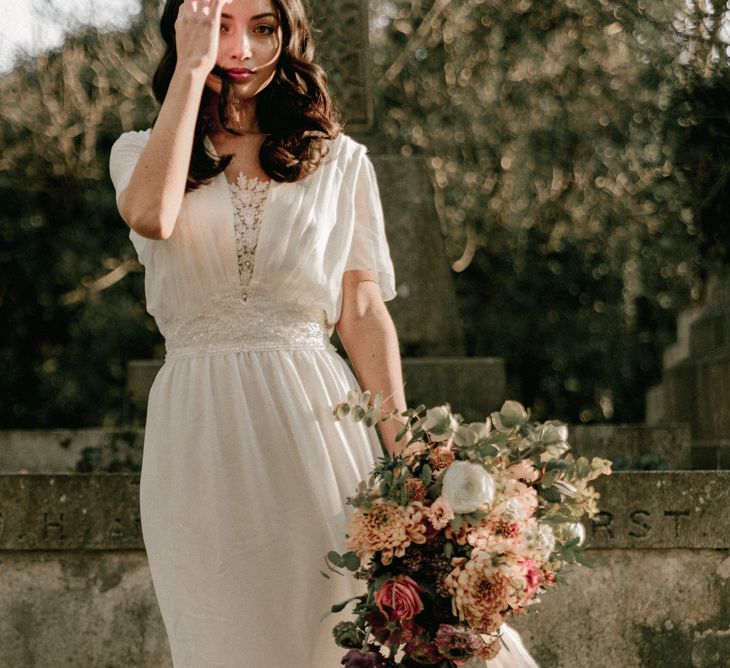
174 0 233 77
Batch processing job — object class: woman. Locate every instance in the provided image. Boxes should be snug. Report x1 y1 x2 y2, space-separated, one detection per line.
108 0 539 665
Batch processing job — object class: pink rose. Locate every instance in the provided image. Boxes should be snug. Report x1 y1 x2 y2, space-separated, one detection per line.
427 497 455 531
518 557 543 603
374 575 426 622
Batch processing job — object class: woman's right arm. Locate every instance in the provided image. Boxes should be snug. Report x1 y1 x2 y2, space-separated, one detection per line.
118 0 231 240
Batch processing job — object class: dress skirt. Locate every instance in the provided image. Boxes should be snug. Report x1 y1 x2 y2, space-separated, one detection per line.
139 338 384 667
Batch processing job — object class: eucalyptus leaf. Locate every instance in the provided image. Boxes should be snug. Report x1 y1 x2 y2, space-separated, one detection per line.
327 551 345 567
330 595 362 613
541 486 562 503
343 551 361 571
575 551 593 568
428 482 442 498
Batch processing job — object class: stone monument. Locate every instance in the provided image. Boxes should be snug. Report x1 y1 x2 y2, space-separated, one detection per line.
645 268 730 469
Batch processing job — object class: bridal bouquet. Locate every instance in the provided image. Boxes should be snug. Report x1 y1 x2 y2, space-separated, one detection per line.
322 391 611 667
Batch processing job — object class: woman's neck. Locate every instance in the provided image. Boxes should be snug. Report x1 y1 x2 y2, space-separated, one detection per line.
204 95 262 136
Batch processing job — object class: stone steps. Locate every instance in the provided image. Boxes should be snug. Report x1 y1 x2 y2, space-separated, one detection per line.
0 421 700 475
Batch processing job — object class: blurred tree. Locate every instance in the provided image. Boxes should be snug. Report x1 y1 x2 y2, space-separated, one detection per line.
369 0 729 422
0 1 163 427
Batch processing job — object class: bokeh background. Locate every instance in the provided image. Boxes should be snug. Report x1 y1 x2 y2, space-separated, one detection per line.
0 0 728 428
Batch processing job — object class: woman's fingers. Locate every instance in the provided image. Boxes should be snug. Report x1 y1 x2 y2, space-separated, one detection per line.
174 0 228 75
208 0 233 17
187 0 231 18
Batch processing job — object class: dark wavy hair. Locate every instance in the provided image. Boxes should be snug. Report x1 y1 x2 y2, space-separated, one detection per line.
151 0 343 192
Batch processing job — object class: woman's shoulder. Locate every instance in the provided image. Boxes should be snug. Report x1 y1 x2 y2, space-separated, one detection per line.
326 130 368 168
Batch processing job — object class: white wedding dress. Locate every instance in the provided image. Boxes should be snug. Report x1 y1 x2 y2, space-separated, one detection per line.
109 128 539 667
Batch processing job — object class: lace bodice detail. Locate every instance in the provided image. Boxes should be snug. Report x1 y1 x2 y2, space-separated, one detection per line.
226 171 271 301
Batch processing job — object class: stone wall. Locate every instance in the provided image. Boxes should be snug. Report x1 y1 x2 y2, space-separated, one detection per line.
0 472 727 667
510 472 730 666
567 423 692 470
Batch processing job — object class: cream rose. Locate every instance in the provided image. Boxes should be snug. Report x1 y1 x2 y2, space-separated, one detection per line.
441 460 495 514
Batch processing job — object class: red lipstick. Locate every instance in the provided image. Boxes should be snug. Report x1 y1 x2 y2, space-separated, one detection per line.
224 68 255 80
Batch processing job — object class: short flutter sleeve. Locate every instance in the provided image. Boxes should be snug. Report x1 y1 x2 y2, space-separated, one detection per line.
343 147 397 303
108 128 151 207
108 128 153 262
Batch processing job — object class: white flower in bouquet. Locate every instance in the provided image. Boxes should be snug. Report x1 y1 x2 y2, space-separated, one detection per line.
441 460 495 514
490 400 529 432
536 421 570 462
465 417 492 442
421 405 460 441
499 497 528 522
524 522 555 561
555 521 586 546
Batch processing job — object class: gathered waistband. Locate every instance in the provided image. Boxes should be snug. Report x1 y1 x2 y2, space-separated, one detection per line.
162 299 337 361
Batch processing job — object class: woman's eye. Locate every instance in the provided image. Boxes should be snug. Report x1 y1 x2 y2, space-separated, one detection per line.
220 25 229 32
256 25 275 34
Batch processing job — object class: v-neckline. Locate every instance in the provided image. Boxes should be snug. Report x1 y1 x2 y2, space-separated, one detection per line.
204 133 275 187
204 134 282 294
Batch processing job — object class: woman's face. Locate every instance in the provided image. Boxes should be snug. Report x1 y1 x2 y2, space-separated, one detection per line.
204 0 284 100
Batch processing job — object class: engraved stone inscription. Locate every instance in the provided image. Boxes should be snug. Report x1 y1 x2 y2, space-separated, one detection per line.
664 510 690 539
628 510 651 538
587 505 699 548
591 511 614 540
108 517 125 541
43 512 65 542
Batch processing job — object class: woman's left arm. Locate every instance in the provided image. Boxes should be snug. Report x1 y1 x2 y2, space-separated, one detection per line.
336 269 412 458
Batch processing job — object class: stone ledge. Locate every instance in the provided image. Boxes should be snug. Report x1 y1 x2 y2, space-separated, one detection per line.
0 475 141 550
0 429 143 474
2 472 728 551
587 472 730 549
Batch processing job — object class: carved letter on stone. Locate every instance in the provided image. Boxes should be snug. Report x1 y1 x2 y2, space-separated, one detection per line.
43 512 65 541
109 517 125 541
664 510 690 539
628 510 651 538
591 511 614 540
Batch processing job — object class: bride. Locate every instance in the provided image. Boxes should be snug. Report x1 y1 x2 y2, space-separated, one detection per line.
109 0 540 665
